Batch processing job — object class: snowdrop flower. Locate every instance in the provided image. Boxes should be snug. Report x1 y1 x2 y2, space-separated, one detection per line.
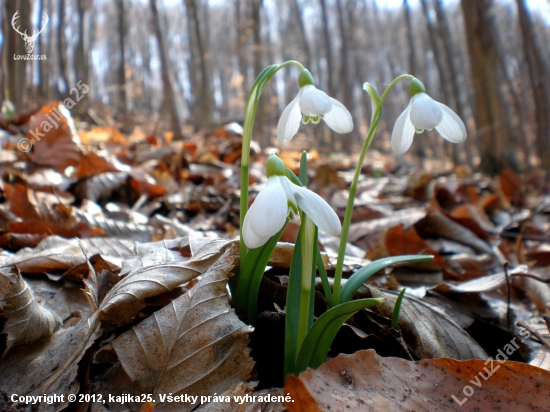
243 155 341 249
277 69 353 146
391 78 467 155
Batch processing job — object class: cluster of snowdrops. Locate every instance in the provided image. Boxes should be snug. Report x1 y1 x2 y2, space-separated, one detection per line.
233 62 467 379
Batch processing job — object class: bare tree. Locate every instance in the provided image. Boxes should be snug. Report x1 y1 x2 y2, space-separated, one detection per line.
290 0 311 69
150 0 183 140
74 0 89 86
56 0 69 95
115 0 128 130
403 0 418 76
336 0 358 153
516 0 550 175
184 0 214 129
35 0 45 102
461 0 516 173
319 0 335 96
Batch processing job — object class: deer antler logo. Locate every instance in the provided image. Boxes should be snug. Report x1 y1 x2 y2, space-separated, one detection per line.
11 10 49 55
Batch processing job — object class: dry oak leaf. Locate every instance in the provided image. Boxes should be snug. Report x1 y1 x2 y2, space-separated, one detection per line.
364 286 487 360
96 253 254 412
0 265 61 356
285 349 550 411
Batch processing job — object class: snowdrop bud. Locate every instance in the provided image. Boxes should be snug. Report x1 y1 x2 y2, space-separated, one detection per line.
409 78 426 97
363 82 381 114
266 155 286 177
298 69 314 88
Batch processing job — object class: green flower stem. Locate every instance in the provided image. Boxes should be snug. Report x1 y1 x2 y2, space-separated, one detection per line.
297 215 316 352
239 61 305 269
297 151 316 354
332 74 414 305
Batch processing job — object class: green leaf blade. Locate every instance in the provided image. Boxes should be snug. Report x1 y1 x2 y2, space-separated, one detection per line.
340 255 433 303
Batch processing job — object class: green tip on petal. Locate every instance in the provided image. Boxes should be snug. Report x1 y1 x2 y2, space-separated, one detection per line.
298 69 314 88
409 78 426 96
266 155 287 177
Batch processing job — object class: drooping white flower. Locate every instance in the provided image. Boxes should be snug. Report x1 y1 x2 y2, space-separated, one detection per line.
243 156 341 249
391 79 467 155
277 69 353 146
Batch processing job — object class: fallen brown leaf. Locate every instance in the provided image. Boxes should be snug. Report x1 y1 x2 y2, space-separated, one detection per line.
0 265 61 356
27 102 83 170
96 253 254 411
363 286 487 359
287 349 550 411
284 376 322 412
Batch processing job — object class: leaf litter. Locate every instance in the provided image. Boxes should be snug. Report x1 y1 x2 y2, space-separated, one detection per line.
0 104 549 410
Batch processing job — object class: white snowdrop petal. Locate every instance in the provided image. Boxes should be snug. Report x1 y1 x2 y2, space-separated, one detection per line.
409 93 443 130
277 92 302 146
299 86 333 116
391 103 415 155
291 185 341 236
243 211 268 249
248 176 288 240
279 175 297 206
323 98 354 134
435 103 467 143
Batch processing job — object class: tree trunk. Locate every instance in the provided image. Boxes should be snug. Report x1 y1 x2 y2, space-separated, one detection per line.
250 0 263 89
516 0 550 177
56 0 69 95
74 0 89 85
290 0 311 70
234 0 248 88
461 0 516 173
184 0 213 129
319 0 335 96
115 0 129 130
433 0 470 164
336 0 356 153
403 0 418 76
149 0 183 139
35 0 45 102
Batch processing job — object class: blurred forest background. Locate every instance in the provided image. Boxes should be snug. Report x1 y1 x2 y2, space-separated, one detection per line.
1 0 550 175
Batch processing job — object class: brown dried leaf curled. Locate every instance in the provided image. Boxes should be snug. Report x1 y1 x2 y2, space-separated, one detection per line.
0 265 61 356
100 252 254 411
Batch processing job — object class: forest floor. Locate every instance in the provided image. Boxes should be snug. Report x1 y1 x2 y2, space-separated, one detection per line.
0 102 549 411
